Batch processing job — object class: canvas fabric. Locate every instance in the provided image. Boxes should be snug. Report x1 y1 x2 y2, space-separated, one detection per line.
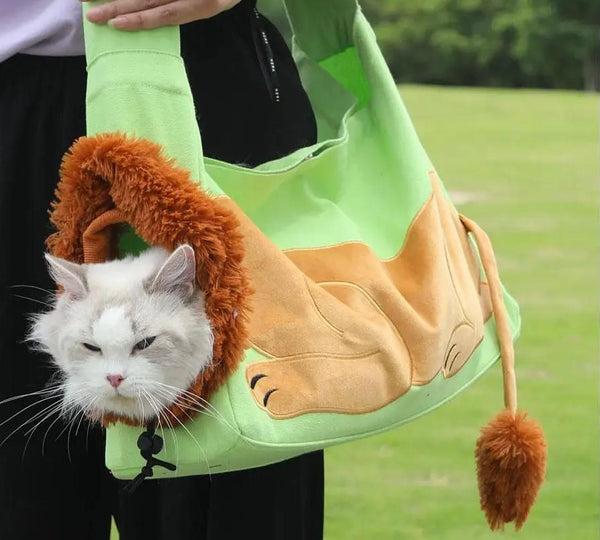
80 0 521 478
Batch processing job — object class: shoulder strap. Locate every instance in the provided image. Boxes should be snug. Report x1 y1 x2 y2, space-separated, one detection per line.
82 4 211 190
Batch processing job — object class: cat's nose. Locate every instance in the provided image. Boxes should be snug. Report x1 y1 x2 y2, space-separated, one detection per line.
106 374 125 388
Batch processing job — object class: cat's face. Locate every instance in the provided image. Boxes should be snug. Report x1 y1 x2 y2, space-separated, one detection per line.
30 245 213 424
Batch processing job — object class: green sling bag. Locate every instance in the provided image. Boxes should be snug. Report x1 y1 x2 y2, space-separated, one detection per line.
46 0 546 529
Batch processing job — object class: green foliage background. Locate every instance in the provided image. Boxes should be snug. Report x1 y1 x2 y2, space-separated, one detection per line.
259 0 599 90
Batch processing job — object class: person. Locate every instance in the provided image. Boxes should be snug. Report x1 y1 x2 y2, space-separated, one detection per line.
0 1 324 539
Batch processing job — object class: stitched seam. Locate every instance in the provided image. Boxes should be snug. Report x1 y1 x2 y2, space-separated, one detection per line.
87 82 191 103
282 191 435 261
241 323 520 440
315 279 414 382
87 49 183 70
440 207 475 331
304 276 344 337
247 342 380 362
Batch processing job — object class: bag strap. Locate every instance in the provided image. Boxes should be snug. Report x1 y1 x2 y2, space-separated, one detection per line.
82 3 209 189
82 0 359 184
283 0 358 60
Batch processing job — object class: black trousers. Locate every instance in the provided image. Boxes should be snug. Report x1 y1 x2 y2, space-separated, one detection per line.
0 2 323 539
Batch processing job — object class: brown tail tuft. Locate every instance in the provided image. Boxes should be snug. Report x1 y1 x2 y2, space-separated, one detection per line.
475 409 547 530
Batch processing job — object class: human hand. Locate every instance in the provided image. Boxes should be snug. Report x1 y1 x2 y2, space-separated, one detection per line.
82 0 243 30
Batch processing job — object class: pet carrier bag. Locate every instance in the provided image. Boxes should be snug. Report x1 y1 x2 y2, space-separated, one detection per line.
46 0 546 529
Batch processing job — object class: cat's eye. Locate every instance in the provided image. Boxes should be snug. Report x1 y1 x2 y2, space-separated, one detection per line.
83 343 101 353
133 336 156 352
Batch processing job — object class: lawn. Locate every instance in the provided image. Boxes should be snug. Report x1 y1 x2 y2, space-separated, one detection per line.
111 85 597 539
323 85 598 540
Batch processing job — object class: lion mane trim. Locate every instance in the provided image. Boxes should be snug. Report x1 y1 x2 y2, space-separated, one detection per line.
47 132 251 426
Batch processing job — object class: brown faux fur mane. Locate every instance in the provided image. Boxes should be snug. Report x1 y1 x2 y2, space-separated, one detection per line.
47 132 251 426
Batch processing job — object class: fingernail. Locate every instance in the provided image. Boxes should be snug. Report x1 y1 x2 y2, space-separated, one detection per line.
87 7 103 22
108 16 126 28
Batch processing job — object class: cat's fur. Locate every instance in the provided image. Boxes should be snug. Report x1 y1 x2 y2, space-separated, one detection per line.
29 245 214 424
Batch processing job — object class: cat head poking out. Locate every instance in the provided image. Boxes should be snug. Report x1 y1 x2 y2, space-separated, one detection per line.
29 245 213 425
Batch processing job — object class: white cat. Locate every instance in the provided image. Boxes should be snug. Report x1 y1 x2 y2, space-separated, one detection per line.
29 244 214 425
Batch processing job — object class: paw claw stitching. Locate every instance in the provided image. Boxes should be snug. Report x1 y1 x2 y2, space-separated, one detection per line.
263 388 277 407
250 373 267 389
448 350 461 372
444 343 457 370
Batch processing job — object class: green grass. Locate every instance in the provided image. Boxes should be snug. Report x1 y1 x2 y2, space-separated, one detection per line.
324 85 598 540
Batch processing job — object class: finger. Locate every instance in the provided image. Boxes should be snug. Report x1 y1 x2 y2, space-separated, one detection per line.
86 0 172 24
108 0 227 30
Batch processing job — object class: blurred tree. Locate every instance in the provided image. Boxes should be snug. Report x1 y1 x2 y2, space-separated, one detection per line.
363 0 599 90
551 0 600 90
258 0 599 90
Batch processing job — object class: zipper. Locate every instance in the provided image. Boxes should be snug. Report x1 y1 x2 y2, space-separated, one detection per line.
251 7 281 103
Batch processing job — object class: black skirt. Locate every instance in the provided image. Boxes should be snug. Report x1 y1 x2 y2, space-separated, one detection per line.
0 1 322 539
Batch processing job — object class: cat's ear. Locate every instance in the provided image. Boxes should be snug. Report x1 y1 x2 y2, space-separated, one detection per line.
150 244 196 301
44 254 88 298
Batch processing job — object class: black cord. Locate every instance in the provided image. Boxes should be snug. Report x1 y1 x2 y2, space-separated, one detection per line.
122 419 177 494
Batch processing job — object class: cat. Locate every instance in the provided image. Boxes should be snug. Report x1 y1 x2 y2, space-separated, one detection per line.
28 244 214 426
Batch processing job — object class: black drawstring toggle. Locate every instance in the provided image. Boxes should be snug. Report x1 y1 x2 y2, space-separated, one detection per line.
122 420 177 494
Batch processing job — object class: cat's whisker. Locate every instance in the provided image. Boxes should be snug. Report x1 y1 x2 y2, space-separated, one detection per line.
9 284 55 295
158 399 211 477
135 390 147 425
54 407 81 442
160 385 229 426
0 384 65 407
59 391 91 421
206 356 223 369
148 389 195 469
21 402 67 460
151 382 228 421
150 386 245 473
85 411 93 452
54 395 92 459
151 390 210 472
74 397 97 438
143 390 178 463
175 402 242 439
40 399 85 457
11 294 53 308
152 382 240 437
65 409 83 463
140 389 168 446
16 399 69 455
13 396 67 437
161 402 236 438
66 397 99 461
151 387 224 427
0 390 66 431
136 389 169 457
146 393 169 451
20 391 86 455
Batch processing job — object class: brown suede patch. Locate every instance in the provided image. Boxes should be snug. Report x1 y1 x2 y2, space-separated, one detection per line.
47 133 251 426
48 133 494 425
232 171 493 418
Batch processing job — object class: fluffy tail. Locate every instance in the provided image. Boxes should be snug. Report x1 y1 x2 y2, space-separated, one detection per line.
460 215 547 530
